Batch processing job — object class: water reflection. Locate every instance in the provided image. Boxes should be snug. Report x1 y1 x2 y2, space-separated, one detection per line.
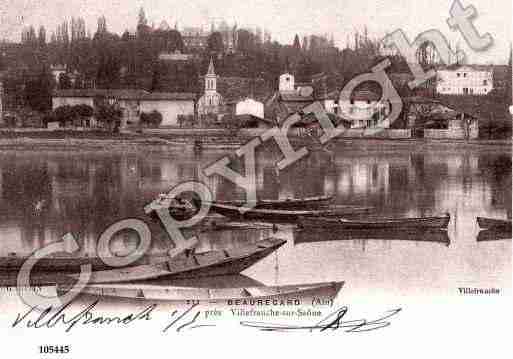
0 147 510 295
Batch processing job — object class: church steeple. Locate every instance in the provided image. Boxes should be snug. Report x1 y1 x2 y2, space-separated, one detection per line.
205 57 217 93
207 57 216 76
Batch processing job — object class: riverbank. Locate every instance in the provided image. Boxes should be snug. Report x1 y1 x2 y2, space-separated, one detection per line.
0 130 510 152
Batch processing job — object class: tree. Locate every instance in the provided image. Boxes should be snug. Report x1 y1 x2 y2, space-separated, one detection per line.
236 29 255 54
302 36 308 52
53 105 76 126
293 34 301 50
95 16 107 38
140 110 163 127
74 104 93 118
24 70 53 113
38 26 46 47
137 7 151 38
207 31 224 53
94 100 122 131
138 7 148 28
58 72 72 89
153 29 184 52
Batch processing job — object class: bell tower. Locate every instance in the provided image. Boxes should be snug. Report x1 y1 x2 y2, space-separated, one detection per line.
205 57 217 94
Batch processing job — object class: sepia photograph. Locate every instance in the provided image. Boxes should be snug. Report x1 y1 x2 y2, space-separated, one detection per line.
0 0 511 357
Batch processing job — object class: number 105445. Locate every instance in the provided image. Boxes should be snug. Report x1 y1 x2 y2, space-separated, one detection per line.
39 345 70 354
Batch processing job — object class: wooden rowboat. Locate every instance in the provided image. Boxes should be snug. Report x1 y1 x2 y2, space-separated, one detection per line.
70 237 286 284
199 221 277 232
209 203 372 223
294 227 450 245
298 214 450 230
56 281 344 304
213 194 334 210
0 252 172 272
477 229 512 242
476 217 512 231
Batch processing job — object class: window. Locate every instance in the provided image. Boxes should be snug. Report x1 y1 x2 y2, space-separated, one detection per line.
463 73 467 77
457 73 461 77
483 80 488 86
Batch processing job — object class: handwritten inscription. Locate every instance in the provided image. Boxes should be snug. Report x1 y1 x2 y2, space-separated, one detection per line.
11 300 401 334
240 306 402 332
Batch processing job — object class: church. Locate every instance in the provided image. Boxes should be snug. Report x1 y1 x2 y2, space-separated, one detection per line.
197 58 224 117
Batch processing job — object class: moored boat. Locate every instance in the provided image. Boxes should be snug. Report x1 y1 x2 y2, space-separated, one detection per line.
298 214 450 230
200 221 278 232
294 227 450 245
476 217 512 231
209 203 372 223
56 281 344 304
477 229 512 242
70 237 286 284
0 251 172 272
213 194 334 210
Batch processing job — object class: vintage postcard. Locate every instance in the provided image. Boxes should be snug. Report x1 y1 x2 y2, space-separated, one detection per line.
0 0 511 357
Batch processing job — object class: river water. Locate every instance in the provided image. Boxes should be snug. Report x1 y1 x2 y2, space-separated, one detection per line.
0 144 510 298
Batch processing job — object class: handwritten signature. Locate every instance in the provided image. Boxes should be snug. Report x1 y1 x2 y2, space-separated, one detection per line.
11 299 156 333
11 299 217 333
240 306 402 332
11 300 400 333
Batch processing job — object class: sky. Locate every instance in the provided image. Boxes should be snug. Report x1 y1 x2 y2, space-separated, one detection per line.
0 0 511 64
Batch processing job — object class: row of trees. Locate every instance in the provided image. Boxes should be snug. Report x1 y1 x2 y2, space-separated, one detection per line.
46 104 163 130
9 9 393 87
45 103 120 130
2 8 428 116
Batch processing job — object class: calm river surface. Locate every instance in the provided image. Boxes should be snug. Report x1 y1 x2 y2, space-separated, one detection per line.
0 144 510 299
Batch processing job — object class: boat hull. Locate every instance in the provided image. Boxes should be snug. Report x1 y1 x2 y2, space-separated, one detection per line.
477 229 512 241
57 281 344 305
75 238 286 284
298 215 450 230
214 195 334 210
0 253 171 272
477 217 512 231
295 227 450 244
210 203 371 223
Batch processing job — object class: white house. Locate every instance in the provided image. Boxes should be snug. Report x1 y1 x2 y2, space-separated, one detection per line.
158 50 193 61
279 73 295 92
52 89 196 127
436 65 493 95
235 98 264 119
338 89 390 128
